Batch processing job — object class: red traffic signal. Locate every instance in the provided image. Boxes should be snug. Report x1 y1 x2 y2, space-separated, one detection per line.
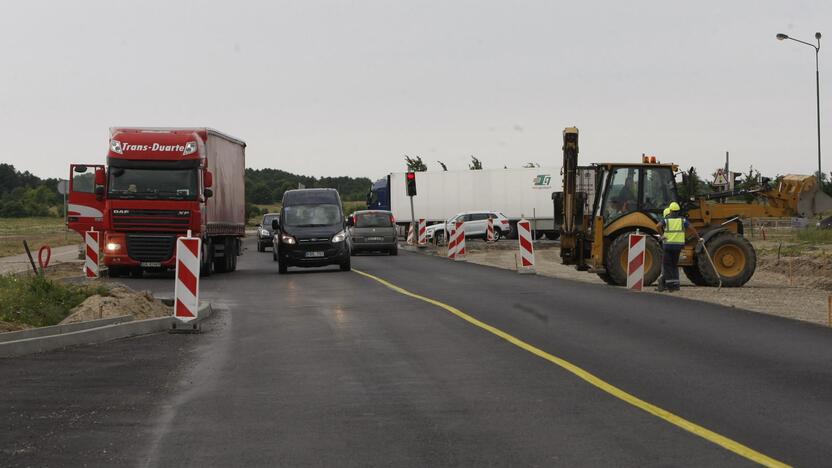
406 172 417 196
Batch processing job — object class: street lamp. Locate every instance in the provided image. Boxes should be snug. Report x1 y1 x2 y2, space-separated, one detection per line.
776 32 822 182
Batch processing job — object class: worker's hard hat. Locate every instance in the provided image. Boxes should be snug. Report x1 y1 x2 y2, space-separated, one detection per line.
663 208 671 217
668 202 681 212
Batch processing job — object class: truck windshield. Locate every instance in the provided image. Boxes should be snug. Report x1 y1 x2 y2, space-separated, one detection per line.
108 168 198 200
284 204 342 227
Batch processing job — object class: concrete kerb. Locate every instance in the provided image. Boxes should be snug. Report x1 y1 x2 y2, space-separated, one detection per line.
0 302 212 358
0 316 133 343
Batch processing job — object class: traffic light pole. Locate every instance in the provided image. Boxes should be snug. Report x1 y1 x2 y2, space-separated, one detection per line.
409 196 415 227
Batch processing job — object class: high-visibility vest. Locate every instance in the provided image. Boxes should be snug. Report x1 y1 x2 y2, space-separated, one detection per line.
663 217 686 245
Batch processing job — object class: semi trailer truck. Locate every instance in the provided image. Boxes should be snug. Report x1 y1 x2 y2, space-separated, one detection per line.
67 127 246 277
367 168 569 238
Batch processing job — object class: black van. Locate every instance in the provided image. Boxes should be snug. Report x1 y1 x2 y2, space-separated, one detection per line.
272 188 351 274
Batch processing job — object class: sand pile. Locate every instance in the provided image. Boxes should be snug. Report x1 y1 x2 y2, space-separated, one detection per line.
60 285 171 324
757 254 832 291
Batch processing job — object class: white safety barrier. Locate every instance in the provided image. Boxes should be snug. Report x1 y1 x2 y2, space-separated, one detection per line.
174 232 202 322
627 232 646 291
486 217 495 242
418 218 427 247
517 219 535 273
85 230 100 279
447 223 457 259
453 221 466 261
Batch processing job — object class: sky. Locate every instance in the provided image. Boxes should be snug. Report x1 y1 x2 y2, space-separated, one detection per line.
0 0 829 183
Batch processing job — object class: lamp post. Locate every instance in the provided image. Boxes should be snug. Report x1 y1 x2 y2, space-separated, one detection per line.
777 32 822 182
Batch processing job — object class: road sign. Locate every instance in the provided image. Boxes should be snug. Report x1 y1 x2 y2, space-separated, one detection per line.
713 170 728 186
57 179 69 195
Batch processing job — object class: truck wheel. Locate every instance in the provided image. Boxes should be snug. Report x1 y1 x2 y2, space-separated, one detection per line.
697 232 756 287
200 241 213 277
230 243 238 272
605 232 662 286
682 265 710 286
278 261 288 274
214 238 232 273
129 268 143 278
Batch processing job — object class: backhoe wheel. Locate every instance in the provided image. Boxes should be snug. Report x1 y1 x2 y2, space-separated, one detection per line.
682 265 710 286
605 232 662 286
697 232 756 287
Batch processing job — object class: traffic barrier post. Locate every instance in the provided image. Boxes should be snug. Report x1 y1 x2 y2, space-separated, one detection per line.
517 219 535 274
626 232 646 291
418 218 427 247
85 229 100 279
487 217 495 242
174 230 201 324
447 224 457 260
407 223 416 245
454 221 466 261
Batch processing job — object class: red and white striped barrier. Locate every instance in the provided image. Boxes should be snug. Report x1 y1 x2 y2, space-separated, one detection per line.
626 232 646 291
174 232 202 322
517 219 535 273
407 223 416 245
453 221 466 261
447 223 457 259
85 230 100 278
418 218 427 247
486 217 495 242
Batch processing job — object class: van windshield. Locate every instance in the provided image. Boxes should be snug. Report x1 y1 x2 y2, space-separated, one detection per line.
284 204 342 227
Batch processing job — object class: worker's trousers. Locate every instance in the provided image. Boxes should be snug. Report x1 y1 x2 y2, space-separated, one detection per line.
662 244 683 289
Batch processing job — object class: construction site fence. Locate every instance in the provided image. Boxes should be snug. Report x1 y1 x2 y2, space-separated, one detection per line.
743 217 812 241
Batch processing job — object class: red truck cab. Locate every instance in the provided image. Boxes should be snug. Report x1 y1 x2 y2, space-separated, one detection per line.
68 127 246 277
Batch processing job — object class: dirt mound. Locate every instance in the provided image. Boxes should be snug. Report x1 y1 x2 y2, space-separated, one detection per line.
757 254 832 291
60 285 171 324
0 321 30 332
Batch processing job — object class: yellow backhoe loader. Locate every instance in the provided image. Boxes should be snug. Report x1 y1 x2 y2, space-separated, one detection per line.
554 127 832 287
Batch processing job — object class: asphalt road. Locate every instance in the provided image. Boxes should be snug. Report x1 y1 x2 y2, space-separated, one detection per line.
3 238 832 466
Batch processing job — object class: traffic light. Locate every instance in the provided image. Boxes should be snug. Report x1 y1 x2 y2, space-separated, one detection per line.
406 171 417 197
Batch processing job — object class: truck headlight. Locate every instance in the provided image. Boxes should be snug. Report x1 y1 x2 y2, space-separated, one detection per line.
110 139 123 154
280 233 296 245
183 141 197 156
331 230 346 243
105 242 121 252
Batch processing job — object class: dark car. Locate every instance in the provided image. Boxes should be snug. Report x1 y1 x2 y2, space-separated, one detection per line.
349 210 398 255
272 189 351 273
257 213 280 252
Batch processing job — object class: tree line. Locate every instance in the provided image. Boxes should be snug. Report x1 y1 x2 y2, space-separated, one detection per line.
0 164 63 217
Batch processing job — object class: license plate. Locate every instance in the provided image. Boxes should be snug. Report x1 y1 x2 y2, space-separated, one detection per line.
366 237 384 241
141 262 161 267
305 251 325 258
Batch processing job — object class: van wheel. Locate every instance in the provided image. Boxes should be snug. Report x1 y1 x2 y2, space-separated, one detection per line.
257 242 264 252
390 245 398 256
340 258 351 271
278 261 288 274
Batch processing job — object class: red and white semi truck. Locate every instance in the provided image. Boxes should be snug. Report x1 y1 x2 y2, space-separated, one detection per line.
67 127 246 277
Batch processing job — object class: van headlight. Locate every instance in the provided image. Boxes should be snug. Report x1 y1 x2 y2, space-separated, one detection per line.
280 233 296 245
331 230 347 243
259 228 269 237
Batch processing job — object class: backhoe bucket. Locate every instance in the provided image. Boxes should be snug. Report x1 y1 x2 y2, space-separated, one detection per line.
785 174 832 217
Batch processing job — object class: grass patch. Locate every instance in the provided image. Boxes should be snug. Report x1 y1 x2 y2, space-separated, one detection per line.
796 228 832 244
0 217 81 257
0 274 109 327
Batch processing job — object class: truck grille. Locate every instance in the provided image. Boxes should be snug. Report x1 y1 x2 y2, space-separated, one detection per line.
112 209 191 232
127 234 176 262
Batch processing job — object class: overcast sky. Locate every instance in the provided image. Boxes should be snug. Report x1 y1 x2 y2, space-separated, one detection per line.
0 1 829 182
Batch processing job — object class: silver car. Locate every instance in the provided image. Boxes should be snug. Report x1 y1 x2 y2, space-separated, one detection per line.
348 210 398 255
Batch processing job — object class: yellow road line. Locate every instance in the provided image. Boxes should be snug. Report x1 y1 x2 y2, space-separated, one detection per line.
353 268 789 468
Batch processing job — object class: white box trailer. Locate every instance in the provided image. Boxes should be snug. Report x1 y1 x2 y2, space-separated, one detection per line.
368 168 563 237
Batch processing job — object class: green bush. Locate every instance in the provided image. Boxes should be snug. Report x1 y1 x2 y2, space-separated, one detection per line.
0 275 108 327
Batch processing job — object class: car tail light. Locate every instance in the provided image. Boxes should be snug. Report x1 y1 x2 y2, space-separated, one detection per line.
390 214 396 224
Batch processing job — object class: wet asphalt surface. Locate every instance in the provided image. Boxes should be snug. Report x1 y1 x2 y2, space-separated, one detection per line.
3 238 832 466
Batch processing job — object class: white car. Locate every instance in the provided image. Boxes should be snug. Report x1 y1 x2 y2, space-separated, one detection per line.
425 211 512 243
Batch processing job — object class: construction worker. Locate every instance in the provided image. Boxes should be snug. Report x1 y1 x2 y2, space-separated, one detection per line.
656 202 689 292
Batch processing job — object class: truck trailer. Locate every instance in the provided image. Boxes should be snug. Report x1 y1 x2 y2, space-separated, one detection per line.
367 168 565 238
67 127 246 277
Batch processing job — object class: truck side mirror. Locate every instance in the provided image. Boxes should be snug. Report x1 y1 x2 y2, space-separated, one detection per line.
204 171 213 188
204 188 213 199
271 219 279 230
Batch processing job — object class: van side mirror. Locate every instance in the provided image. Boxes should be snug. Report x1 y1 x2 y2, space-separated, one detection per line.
346 216 354 227
204 188 213 198
271 219 279 230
